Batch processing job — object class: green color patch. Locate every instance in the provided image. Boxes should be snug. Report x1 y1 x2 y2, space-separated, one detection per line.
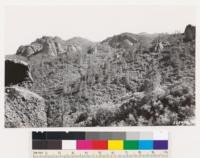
124 140 139 150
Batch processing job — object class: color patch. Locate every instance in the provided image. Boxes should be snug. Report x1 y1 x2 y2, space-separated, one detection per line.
153 131 168 140
139 140 153 150
126 132 140 140
46 132 85 140
77 140 92 150
85 132 101 140
62 140 76 150
139 132 153 140
154 140 168 150
96 132 126 140
108 140 123 150
92 140 108 150
32 132 46 140
46 140 62 149
32 140 47 149
124 140 139 150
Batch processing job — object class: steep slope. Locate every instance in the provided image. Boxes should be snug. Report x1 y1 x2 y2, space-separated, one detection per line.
5 86 47 128
5 25 195 127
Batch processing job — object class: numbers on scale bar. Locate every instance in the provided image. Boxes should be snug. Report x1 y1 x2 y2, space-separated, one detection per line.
33 150 168 158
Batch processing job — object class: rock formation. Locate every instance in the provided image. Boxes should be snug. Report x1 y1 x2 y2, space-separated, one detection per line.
184 24 195 42
5 86 47 127
154 42 164 52
5 58 47 128
16 36 65 57
5 59 33 86
16 36 85 58
5 24 195 127
102 33 138 49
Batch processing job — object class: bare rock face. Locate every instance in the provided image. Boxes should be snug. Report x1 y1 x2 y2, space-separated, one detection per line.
16 45 35 57
184 24 195 42
16 36 84 58
5 59 33 86
102 33 138 49
150 40 170 53
5 86 47 128
154 42 164 52
16 42 43 57
16 36 65 57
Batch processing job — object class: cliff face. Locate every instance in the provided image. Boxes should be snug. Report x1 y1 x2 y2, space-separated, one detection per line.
5 25 195 127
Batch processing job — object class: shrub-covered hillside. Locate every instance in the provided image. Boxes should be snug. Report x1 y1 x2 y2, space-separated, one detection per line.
5 24 195 127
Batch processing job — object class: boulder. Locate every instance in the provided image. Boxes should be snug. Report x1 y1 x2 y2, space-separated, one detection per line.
5 59 33 86
16 46 34 57
5 86 47 128
184 24 195 42
154 42 164 52
123 39 134 48
16 36 66 57
16 42 43 57
87 45 97 54
66 44 81 53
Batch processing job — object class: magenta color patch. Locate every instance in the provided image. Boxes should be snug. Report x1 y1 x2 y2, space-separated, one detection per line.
77 140 93 150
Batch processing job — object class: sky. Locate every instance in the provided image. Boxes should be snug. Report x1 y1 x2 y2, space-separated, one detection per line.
4 5 196 55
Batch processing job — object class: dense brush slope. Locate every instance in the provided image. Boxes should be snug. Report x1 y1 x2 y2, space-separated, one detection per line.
5 25 195 127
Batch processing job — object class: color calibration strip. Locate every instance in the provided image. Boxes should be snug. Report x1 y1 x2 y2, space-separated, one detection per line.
32 131 168 150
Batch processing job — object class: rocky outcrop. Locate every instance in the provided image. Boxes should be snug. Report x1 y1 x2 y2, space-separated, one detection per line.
5 27 195 127
16 36 83 58
16 42 43 57
154 42 164 52
151 40 170 52
5 86 47 128
16 36 65 57
102 33 138 49
5 59 33 86
184 24 195 42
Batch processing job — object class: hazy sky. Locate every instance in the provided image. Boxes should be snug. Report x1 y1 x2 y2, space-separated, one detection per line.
5 5 196 54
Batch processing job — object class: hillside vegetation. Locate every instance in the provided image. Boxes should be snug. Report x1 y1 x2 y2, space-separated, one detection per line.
5 25 195 127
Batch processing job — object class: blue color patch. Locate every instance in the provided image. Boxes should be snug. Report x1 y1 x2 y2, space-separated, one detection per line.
138 140 153 150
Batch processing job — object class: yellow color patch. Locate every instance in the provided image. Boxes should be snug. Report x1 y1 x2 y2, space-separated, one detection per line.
108 140 124 150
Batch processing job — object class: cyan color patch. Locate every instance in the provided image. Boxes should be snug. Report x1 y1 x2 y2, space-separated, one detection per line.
138 140 153 150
